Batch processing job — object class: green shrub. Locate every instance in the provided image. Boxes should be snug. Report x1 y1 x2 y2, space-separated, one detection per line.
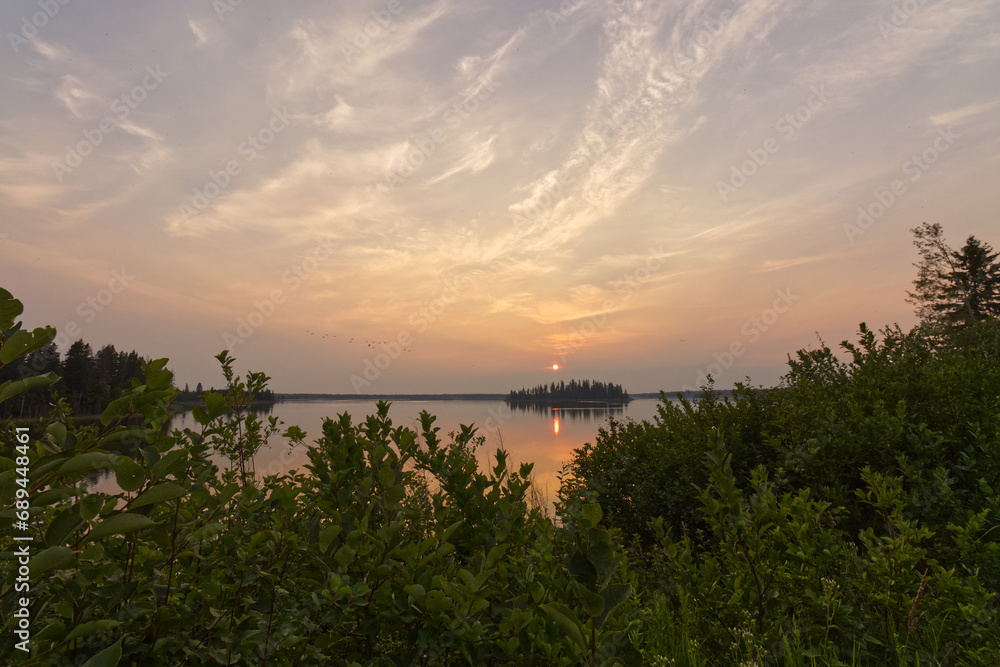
0 286 641 666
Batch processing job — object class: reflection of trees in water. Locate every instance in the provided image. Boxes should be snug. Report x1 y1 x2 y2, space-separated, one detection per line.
162 400 276 432
88 401 278 488
508 403 626 422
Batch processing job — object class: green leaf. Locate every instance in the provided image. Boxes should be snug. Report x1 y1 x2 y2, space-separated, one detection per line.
45 505 85 547
34 621 67 642
85 513 156 542
541 603 587 650
100 395 135 426
587 539 615 577
58 452 117 477
379 464 395 489
31 452 74 480
404 584 426 603
191 405 210 426
204 391 227 416
140 446 160 467
32 487 77 506
46 422 68 448
0 329 32 365
319 525 342 554
577 585 606 617
151 449 188 478
594 583 631 630
131 483 186 509
581 503 603 527
0 372 59 403
386 484 405 508
113 456 145 492
29 546 74 578
487 543 510 566
334 544 356 567
568 552 596 581
82 638 123 667
440 519 464 543
80 495 105 521
0 327 56 364
0 288 24 330
144 367 173 390
65 619 121 643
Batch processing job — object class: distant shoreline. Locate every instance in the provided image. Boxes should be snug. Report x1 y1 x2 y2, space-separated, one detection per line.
273 390 725 402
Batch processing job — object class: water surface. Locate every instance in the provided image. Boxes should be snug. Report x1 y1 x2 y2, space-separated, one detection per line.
100 397 671 511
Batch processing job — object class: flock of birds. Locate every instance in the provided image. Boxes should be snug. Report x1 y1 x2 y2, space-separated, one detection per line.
305 330 413 353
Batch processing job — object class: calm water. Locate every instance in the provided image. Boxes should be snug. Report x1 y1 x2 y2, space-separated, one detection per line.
98 397 670 510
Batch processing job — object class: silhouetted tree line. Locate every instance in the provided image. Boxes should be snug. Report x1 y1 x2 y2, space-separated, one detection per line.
506 379 630 405
0 341 146 418
0 339 274 419
173 383 276 408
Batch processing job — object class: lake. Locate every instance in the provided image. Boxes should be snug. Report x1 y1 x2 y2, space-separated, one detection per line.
98 397 671 512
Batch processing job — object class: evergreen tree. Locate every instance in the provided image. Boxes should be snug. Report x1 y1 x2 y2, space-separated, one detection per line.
907 223 1000 334
61 340 99 414
506 379 630 404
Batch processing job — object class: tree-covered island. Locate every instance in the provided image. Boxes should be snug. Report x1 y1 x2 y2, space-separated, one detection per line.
506 379 631 406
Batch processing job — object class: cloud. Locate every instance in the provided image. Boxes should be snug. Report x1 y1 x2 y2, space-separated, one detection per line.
189 19 209 47
753 253 840 273
788 0 998 113
31 39 71 62
3 0 997 392
54 75 100 120
499 1 797 264
929 100 1000 127
426 135 496 185
274 1 453 103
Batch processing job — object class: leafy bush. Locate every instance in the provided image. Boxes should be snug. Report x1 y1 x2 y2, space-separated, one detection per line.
565 321 1000 664
0 287 641 666
560 382 779 547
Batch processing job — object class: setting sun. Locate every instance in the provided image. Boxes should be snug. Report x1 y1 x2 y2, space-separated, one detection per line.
551 364 560 370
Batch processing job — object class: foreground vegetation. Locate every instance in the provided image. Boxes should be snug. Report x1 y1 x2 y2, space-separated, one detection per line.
564 320 1000 664
1 226 999 664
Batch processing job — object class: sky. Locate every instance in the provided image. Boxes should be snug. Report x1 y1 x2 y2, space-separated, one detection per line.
1 0 999 395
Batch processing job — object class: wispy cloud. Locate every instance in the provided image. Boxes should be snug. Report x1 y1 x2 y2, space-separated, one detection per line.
188 19 209 47
426 135 496 184
2 0 998 392
54 74 99 120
